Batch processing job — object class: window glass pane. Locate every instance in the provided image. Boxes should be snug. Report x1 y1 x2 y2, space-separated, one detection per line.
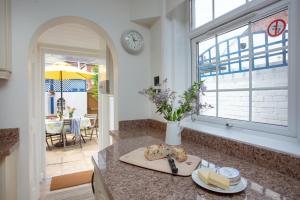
252 90 288 126
217 26 249 89
200 92 216 116
219 91 249 120
198 37 217 90
193 6 290 131
194 0 213 28
214 0 246 18
192 0 248 29
252 10 288 88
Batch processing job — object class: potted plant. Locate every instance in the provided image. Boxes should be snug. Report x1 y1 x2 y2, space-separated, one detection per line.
67 106 76 118
139 79 210 145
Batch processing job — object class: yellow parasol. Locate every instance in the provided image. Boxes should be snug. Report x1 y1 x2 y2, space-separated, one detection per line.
45 62 95 80
45 62 95 116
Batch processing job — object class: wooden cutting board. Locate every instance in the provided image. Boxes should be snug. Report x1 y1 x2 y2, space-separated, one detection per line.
119 147 201 176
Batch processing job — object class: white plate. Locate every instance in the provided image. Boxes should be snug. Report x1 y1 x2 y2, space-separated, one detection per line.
192 169 248 194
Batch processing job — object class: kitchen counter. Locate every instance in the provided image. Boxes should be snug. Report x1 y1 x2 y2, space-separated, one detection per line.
92 127 300 200
0 128 19 161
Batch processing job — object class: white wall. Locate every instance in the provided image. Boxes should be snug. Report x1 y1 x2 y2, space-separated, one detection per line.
149 19 164 121
166 0 186 14
170 2 189 94
130 0 162 21
201 66 288 126
296 0 300 142
44 92 87 117
149 0 189 121
0 0 152 199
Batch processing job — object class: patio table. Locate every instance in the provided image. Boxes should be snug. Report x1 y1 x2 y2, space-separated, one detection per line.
45 119 63 134
45 117 91 148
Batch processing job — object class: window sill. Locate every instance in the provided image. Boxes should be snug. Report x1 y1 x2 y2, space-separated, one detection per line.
181 119 300 157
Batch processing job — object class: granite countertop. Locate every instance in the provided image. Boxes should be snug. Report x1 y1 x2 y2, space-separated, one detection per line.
92 128 300 200
0 128 19 161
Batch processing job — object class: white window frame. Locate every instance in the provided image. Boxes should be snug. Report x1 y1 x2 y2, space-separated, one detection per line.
189 0 298 138
190 0 252 31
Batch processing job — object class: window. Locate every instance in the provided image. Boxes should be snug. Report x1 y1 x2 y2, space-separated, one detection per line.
191 0 249 29
190 1 295 136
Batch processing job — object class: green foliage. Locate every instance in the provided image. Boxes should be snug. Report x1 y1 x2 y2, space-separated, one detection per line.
90 65 98 99
140 80 205 121
162 81 203 121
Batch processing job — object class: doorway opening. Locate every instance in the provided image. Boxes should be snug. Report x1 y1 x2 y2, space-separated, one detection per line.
28 16 118 198
43 51 103 178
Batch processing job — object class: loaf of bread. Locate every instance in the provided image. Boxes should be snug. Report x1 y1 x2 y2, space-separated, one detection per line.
171 147 188 162
144 144 172 161
144 144 187 162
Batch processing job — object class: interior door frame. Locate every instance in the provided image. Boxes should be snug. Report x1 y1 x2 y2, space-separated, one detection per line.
27 17 120 199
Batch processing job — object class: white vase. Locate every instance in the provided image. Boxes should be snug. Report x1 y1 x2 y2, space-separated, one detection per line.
165 121 183 145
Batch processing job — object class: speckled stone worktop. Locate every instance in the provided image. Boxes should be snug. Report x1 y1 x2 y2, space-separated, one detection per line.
0 128 19 161
92 127 300 200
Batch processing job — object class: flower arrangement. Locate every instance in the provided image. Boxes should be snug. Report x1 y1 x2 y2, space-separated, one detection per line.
67 106 76 118
139 79 211 121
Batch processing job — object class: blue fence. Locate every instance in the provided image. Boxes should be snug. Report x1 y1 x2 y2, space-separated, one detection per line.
199 30 288 78
45 79 87 92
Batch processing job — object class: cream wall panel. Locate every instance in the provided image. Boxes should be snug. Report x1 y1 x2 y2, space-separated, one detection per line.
0 0 11 79
0 148 18 200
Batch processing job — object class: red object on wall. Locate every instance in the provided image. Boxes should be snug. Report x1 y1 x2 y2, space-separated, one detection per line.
267 19 286 37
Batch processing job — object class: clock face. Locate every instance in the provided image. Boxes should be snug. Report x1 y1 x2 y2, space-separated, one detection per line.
121 30 144 54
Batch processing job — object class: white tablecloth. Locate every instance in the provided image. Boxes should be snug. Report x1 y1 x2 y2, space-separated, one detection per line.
45 117 91 135
45 120 63 134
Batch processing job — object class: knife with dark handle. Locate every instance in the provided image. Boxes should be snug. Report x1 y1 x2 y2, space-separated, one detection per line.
167 155 178 174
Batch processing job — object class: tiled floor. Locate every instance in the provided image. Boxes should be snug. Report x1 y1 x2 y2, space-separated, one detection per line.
40 135 98 199
46 135 99 178
40 181 94 200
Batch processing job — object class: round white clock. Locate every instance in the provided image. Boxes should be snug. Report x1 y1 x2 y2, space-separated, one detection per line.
121 30 144 54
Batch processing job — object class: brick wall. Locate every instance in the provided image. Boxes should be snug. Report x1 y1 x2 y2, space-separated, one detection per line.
201 66 288 126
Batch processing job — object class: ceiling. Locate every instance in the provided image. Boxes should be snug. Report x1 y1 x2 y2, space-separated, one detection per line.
38 23 106 51
44 53 105 68
39 23 107 68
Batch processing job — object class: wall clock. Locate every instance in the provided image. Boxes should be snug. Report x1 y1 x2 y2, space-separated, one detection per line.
121 30 144 54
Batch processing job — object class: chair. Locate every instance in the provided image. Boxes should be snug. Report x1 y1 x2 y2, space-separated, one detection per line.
82 114 98 141
45 120 63 150
62 119 72 146
70 118 86 148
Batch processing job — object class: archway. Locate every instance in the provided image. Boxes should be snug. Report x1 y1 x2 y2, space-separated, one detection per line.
27 16 119 190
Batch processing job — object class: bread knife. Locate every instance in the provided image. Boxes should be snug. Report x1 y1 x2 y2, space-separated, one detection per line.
167 155 178 174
